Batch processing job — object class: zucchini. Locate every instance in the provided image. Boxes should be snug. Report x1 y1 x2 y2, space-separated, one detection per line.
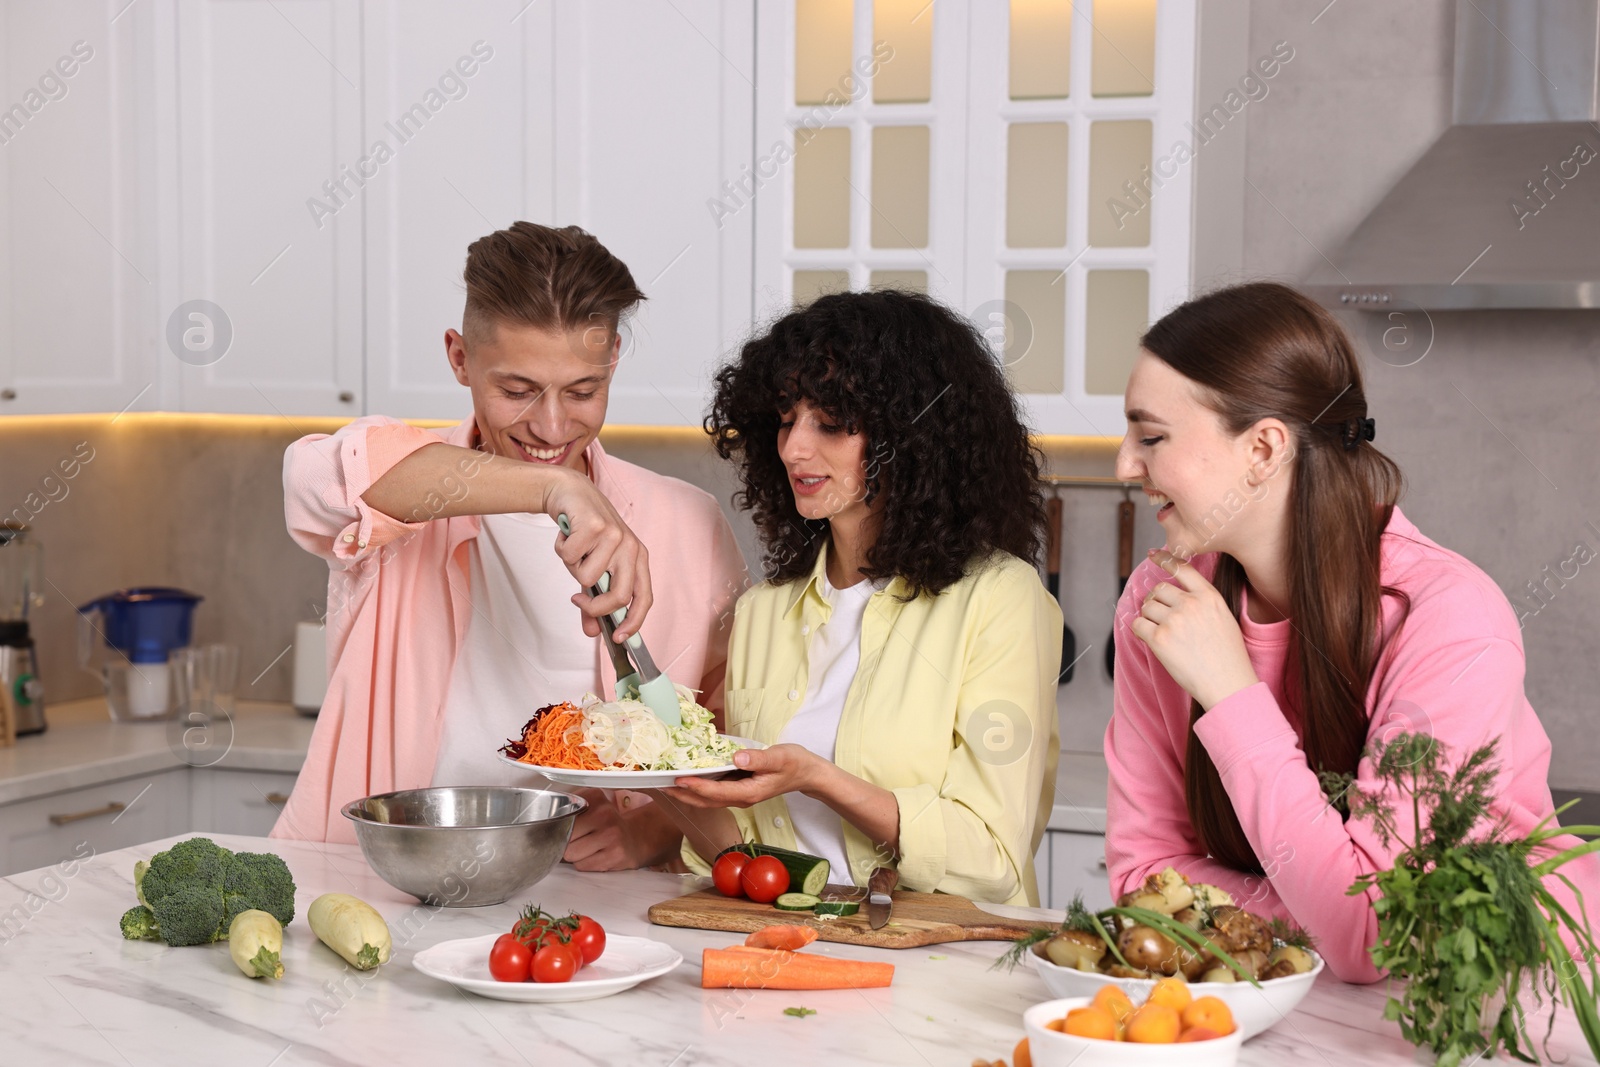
308 892 392 970
775 893 821 911
228 910 284 979
813 900 860 917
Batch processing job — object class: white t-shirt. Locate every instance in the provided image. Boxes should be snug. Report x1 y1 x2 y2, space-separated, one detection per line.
776 570 883 887
429 511 600 788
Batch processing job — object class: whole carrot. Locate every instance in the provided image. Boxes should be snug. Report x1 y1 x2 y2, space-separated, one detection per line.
701 946 894 990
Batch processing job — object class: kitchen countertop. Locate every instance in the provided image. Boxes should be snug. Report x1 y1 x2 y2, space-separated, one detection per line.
2 832 1594 1066
0 698 317 805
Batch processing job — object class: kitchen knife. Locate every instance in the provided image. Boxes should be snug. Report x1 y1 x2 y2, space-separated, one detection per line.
1105 495 1135 678
867 867 898 930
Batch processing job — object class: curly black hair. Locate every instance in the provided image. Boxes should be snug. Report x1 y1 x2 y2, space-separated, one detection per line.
705 288 1046 597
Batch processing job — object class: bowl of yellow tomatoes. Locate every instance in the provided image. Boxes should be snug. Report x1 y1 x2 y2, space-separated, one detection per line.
1020 980 1243 1067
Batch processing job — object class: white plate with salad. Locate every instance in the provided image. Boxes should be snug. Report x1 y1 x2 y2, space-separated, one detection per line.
414 933 683 1002
496 690 764 789
496 738 762 789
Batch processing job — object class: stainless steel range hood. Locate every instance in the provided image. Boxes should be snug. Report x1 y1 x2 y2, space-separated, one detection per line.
1304 0 1600 311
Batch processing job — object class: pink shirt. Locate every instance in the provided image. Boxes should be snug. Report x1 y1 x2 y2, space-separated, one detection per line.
269 415 748 844
1106 506 1600 982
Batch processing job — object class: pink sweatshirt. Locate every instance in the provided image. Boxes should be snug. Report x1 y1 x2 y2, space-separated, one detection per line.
1105 506 1600 983
270 415 748 844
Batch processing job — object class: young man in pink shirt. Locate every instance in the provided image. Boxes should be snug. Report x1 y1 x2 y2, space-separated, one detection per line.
271 222 747 869
1105 282 1599 982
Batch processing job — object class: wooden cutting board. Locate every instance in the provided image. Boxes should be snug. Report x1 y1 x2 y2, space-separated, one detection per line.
647 883 1052 950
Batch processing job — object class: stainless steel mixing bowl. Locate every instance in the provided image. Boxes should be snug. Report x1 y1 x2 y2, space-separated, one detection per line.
341 787 587 907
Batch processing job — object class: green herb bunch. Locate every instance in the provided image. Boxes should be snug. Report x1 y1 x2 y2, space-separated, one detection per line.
1347 732 1600 1067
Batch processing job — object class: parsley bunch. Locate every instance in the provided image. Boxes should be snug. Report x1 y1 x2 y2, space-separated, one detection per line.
1347 732 1600 1067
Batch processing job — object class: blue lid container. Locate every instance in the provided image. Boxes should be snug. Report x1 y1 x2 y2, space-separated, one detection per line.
78 587 203 664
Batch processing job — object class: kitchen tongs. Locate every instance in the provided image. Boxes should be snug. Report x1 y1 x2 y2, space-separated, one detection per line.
556 514 681 727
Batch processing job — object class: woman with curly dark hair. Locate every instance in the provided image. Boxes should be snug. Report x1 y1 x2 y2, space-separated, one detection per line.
657 289 1064 906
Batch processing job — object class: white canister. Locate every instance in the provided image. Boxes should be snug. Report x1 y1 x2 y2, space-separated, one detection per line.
291 620 328 715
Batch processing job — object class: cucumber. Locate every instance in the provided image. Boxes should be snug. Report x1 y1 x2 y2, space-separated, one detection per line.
813 900 860 917
714 843 830 898
774 893 821 911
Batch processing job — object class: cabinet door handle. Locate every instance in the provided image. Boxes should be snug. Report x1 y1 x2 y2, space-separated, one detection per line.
264 792 290 805
49 801 126 826
1097 857 1107 870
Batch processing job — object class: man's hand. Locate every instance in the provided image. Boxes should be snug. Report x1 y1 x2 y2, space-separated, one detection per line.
544 471 653 640
561 788 683 871
361 441 654 640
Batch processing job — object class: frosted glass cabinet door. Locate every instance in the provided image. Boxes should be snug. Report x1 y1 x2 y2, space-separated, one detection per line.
172 0 364 416
0 2 159 416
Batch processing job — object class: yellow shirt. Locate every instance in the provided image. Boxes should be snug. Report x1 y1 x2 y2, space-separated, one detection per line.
683 544 1063 906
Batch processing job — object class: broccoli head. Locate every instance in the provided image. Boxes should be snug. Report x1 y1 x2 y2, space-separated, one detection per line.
138 837 231 908
149 883 228 946
119 905 161 941
223 852 297 928
122 838 297 946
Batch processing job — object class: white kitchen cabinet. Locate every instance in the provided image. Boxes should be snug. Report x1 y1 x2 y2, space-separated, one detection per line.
166 0 364 416
359 0 556 421
187 767 297 837
364 0 756 424
4 1 754 423
1044 830 1112 912
0 768 188 877
0 1 160 416
549 0 755 428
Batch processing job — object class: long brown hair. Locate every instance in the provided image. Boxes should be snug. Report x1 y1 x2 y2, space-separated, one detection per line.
1140 282 1407 874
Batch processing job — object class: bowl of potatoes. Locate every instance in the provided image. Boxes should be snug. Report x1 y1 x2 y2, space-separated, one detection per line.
1027 867 1322 1040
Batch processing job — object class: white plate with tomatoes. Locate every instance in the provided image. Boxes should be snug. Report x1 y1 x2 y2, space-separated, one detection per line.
495 736 764 790
414 933 683 1003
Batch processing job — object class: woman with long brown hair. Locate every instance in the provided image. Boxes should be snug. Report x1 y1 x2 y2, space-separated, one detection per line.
1105 281 1599 982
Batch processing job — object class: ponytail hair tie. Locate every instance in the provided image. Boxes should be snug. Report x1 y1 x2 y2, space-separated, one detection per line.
1343 417 1376 450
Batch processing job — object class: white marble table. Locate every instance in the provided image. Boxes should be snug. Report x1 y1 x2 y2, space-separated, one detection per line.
1 832 1594 1067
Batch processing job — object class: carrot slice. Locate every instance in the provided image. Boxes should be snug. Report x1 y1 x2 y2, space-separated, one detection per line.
701 946 894 990
744 925 821 951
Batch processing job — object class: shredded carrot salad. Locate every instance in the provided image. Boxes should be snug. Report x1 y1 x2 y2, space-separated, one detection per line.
498 689 739 771
502 703 603 770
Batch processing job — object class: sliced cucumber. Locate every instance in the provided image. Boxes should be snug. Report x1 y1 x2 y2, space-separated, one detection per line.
813 900 860 917
714 844 830 898
774 893 821 911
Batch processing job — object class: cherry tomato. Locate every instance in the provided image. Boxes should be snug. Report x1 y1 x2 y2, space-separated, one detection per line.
560 939 585 972
739 855 790 904
488 933 532 983
570 915 606 965
712 852 750 898
512 906 559 947
531 940 580 983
